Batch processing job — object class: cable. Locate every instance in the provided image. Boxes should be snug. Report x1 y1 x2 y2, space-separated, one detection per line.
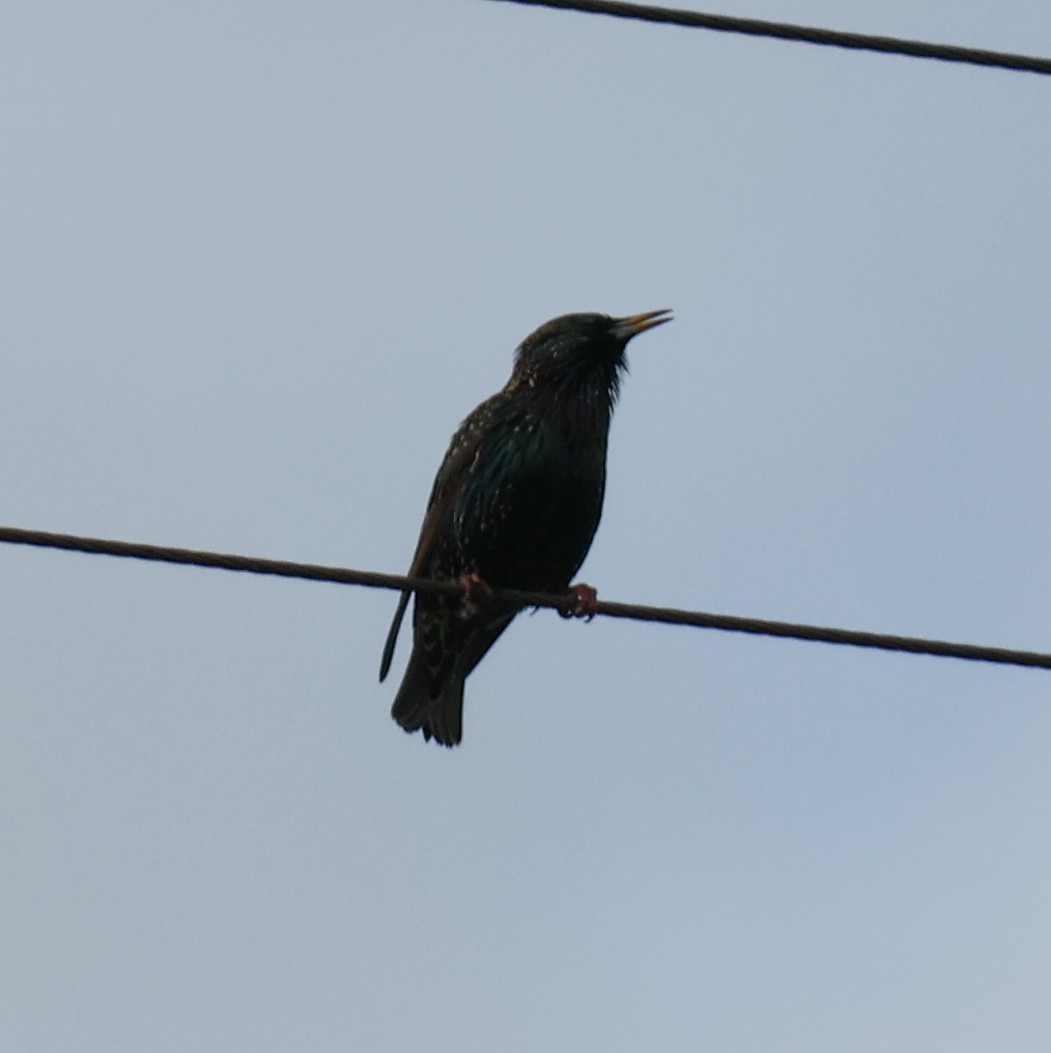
491 0 1051 77
2 524 1048 671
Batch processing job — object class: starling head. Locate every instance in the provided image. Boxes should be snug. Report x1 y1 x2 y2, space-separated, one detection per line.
509 310 672 407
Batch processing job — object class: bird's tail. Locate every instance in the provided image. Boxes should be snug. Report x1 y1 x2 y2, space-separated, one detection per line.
390 649 465 747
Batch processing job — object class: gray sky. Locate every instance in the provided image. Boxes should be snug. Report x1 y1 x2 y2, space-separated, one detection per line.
3 2 1051 1049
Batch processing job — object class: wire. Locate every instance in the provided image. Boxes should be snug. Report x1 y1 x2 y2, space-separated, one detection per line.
491 0 1051 77
2 524 1049 671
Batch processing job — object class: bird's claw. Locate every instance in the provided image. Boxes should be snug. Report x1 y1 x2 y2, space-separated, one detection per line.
456 572 493 618
559 583 598 621
457 572 493 602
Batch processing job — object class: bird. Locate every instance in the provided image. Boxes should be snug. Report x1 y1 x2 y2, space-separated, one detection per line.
379 309 672 746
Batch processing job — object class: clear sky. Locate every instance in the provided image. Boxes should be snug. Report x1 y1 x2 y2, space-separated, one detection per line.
3 2 1051 1050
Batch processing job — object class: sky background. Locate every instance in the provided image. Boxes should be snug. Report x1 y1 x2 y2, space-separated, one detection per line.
3 1 1051 1049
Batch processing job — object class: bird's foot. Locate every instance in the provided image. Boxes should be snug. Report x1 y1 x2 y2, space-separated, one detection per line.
457 572 493 602
560 582 599 621
456 572 493 618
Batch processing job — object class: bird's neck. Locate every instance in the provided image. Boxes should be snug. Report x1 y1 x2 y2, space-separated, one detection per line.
511 364 621 435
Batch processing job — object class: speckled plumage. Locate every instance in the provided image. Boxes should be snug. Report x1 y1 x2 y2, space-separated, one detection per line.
379 310 672 746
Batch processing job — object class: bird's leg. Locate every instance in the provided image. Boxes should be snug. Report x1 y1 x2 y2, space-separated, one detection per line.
560 582 599 621
457 572 493 602
456 571 493 618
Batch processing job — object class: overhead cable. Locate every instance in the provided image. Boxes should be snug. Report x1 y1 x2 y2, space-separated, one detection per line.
2 524 1048 671
492 0 1051 77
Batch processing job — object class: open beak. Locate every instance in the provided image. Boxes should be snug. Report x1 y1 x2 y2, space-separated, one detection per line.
613 309 673 341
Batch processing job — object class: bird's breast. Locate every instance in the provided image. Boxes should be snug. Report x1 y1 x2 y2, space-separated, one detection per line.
453 414 609 591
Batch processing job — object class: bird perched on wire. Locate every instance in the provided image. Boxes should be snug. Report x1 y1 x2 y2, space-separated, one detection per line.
379 309 673 746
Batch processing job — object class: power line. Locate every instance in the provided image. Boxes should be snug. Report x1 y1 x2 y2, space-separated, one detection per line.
2 524 1049 672
492 0 1051 77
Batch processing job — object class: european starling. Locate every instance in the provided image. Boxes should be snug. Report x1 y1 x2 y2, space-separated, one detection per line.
379 309 672 746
